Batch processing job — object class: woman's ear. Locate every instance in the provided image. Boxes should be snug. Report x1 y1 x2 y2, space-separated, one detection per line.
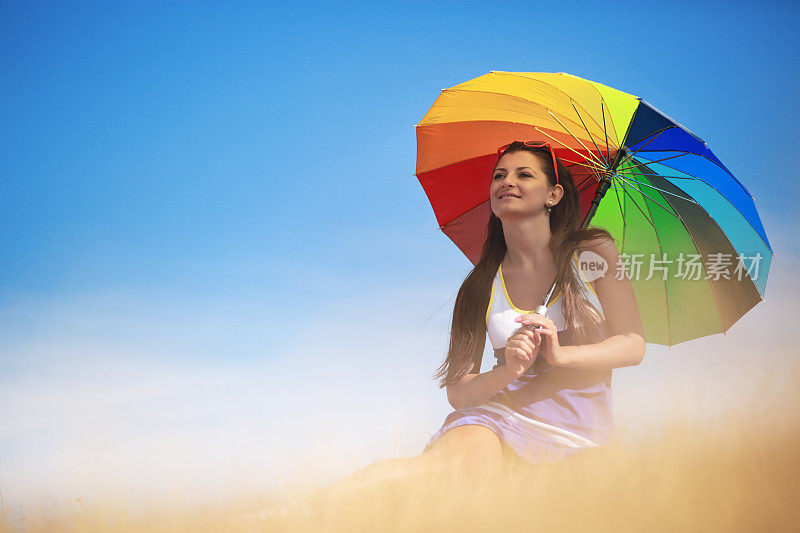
550 184 565 205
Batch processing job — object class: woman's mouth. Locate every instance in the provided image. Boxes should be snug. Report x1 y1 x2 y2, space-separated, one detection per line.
498 193 521 200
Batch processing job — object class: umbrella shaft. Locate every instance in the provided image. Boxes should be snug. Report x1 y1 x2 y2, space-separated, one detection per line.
581 147 626 229
581 173 613 229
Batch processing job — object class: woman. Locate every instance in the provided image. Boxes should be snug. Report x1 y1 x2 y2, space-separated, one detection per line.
421 140 646 469
313 141 646 502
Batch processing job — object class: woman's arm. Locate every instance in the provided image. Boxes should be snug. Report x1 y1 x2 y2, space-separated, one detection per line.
517 236 646 371
557 331 645 370
446 364 520 410
559 236 646 370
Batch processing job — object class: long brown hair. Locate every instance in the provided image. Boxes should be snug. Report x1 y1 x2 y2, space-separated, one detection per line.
432 141 616 388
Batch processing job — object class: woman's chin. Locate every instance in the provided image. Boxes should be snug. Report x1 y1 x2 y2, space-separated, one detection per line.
493 207 540 220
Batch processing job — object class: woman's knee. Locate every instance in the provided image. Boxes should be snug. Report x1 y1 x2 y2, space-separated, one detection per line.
423 424 505 471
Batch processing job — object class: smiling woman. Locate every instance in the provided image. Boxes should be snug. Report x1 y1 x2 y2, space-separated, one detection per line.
419 142 645 466
311 141 646 505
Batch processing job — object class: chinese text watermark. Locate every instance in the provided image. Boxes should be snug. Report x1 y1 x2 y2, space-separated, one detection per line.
577 251 764 282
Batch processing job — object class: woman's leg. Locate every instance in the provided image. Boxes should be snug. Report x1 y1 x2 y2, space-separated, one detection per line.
311 424 505 504
423 423 506 472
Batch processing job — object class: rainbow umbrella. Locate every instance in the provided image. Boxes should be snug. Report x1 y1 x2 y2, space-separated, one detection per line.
414 71 773 346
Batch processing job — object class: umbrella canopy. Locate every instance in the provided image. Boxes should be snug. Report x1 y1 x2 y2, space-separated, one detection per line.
414 71 773 346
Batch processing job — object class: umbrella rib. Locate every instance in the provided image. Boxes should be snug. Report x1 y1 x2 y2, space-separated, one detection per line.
642 174 732 337
560 156 607 173
611 184 649 226
564 163 606 189
619 153 689 172
494 72 613 136
615 169 702 181
568 163 605 187
671 221 726 336
632 170 673 346
534 126 608 169
445 85 605 142
611 178 628 252
601 97 611 168
570 98 609 166
575 164 603 192
566 155 605 190
655 173 768 303
614 172 699 205
545 110 608 169
617 154 744 343
577 178 598 194
615 174 681 219
621 128 672 161
613 183 656 229
588 166 606 188
630 157 774 254
617 156 774 262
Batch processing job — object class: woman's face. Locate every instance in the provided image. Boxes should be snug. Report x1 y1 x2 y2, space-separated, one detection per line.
490 150 562 219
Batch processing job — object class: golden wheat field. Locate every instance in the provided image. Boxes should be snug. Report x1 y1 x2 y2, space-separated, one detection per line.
3 387 799 533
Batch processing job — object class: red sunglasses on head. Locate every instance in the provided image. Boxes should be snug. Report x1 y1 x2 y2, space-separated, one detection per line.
496 140 560 186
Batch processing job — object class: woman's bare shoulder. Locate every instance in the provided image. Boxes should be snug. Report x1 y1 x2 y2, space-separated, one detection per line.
576 234 618 257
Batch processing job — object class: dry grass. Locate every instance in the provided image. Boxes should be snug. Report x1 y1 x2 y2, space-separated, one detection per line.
3 401 799 532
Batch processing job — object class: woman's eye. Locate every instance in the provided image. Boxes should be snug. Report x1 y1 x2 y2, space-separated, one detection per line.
493 172 531 180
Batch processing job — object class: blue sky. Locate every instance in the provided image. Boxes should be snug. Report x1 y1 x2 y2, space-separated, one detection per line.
1 0 799 511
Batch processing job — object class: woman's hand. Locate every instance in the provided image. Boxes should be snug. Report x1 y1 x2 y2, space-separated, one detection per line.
514 313 567 367
503 325 541 379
